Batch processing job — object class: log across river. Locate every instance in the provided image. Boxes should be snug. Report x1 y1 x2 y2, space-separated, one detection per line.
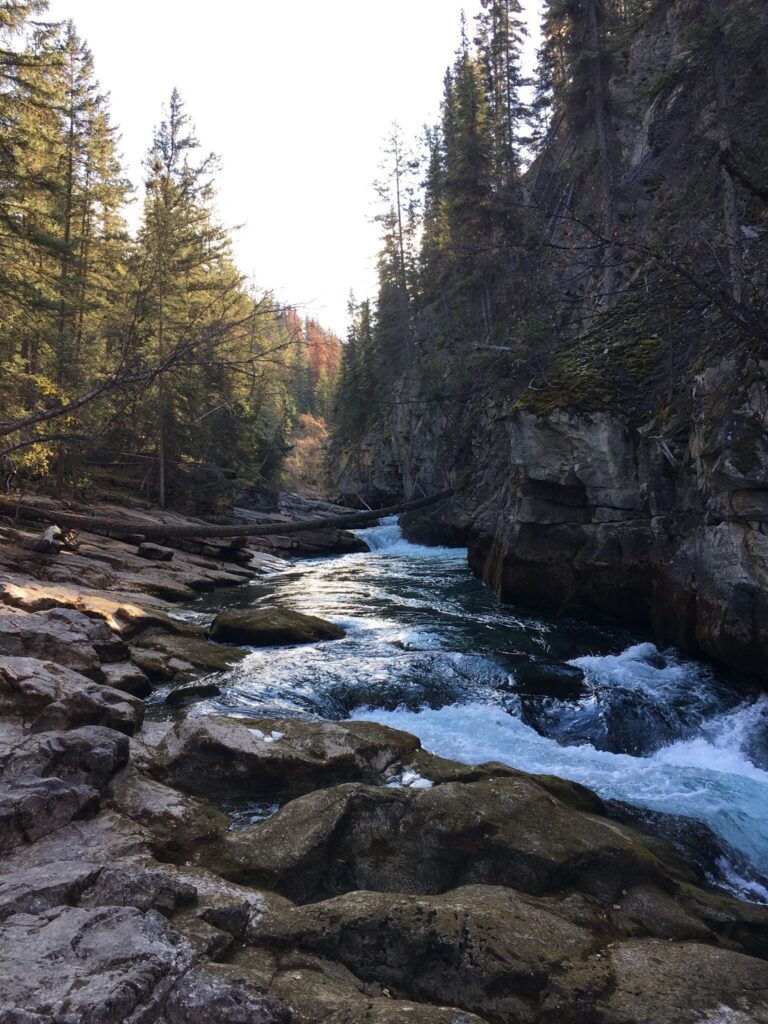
0 490 453 541
154 515 768 905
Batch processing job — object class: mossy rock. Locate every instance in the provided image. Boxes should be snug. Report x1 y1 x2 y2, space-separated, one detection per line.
130 633 247 682
209 607 345 647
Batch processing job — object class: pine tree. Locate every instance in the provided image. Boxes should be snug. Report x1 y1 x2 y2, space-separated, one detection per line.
136 88 234 506
474 0 528 196
0 12 131 485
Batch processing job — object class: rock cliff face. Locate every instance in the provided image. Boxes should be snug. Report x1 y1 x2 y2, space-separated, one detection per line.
331 0 768 678
334 357 768 677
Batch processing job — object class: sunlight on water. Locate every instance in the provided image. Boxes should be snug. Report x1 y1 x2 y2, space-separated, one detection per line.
175 516 768 902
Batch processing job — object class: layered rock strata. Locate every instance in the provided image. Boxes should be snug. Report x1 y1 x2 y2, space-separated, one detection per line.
335 359 768 677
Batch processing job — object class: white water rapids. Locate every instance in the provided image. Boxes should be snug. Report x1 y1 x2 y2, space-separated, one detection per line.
173 516 768 903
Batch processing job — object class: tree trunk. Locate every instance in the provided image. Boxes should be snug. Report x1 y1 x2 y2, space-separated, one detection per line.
0 489 455 542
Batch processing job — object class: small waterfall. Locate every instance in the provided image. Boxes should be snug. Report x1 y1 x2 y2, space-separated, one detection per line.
356 516 466 559
358 516 402 551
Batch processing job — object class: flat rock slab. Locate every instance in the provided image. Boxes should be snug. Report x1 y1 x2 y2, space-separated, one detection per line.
209 607 345 646
0 905 195 1022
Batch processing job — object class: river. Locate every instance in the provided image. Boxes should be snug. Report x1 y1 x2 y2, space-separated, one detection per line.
158 516 768 904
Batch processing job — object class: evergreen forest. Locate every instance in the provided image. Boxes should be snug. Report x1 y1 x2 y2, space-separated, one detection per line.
0 1 341 509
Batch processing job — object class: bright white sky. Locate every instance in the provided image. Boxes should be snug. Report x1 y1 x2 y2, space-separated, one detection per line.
47 0 542 334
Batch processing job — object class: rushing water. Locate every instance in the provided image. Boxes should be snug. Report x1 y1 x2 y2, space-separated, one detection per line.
164 516 768 903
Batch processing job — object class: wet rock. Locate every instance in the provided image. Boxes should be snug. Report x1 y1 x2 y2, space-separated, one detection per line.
287 527 369 556
0 657 143 734
508 658 587 697
221 776 688 904
130 633 247 683
209 606 345 646
0 905 195 1022
155 716 420 800
165 680 222 705
400 507 470 547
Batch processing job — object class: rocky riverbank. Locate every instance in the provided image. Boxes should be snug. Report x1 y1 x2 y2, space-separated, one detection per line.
2 495 768 1022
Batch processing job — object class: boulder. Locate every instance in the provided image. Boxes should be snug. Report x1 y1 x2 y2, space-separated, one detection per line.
130 633 247 682
2 725 129 789
0 860 101 921
209 606 345 646
255 884 596 1023
183 949 487 1024
164 966 292 1024
137 541 175 561
220 777 690 904
0 808 153 872
99 659 152 697
0 611 102 679
155 716 420 799
79 862 197 916
0 775 98 853
39 606 129 661
0 658 143 734
107 768 227 858
0 726 130 854
165 680 222 706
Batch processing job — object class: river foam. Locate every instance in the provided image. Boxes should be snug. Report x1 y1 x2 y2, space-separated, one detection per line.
184 514 768 902
350 696 768 901
349 520 768 902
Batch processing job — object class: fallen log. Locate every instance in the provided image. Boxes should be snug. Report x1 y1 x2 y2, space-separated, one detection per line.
0 489 455 542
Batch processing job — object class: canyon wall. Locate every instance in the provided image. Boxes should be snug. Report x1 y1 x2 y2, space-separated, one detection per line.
332 0 768 676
